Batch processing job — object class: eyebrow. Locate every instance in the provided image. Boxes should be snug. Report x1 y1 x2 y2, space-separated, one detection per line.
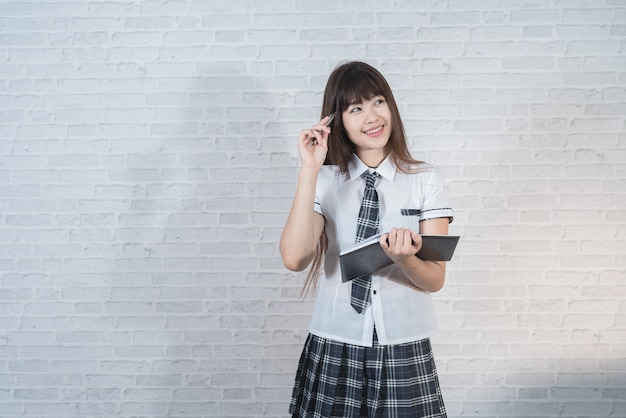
348 94 383 105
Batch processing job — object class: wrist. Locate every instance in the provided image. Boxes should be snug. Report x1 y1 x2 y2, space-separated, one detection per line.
394 253 419 267
299 165 321 176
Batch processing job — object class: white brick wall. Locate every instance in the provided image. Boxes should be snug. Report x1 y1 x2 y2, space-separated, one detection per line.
0 0 624 417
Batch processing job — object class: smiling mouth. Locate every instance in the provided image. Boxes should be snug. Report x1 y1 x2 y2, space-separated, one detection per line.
364 126 384 135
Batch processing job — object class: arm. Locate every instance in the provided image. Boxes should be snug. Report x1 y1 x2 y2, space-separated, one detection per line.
280 168 325 271
279 116 332 272
379 217 450 292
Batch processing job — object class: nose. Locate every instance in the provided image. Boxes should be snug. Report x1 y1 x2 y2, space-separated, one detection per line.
363 105 378 123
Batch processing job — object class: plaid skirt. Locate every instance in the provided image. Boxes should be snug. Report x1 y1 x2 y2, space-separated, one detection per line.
289 331 447 418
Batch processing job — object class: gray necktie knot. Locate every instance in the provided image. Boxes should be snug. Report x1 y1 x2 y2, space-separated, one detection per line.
362 171 379 189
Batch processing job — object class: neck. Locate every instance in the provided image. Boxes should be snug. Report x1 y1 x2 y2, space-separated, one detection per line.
357 150 388 169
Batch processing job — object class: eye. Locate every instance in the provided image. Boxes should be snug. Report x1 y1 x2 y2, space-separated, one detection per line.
349 106 362 113
374 97 385 105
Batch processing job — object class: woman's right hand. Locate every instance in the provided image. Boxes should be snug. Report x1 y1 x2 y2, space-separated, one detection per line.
297 115 332 169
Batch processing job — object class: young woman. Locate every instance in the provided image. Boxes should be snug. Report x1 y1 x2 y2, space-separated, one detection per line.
280 61 453 418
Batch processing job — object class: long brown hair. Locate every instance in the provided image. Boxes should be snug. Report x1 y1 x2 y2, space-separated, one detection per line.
301 61 423 296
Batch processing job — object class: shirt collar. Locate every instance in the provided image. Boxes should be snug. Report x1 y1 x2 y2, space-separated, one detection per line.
348 153 397 182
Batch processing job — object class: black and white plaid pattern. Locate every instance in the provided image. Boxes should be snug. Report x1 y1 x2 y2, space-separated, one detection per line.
289 332 447 417
351 171 380 313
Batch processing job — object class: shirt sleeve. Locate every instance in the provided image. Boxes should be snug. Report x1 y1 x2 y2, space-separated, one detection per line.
313 166 335 218
420 168 453 223
314 176 324 216
314 197 323 216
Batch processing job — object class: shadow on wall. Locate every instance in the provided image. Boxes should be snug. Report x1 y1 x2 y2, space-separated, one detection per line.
438 349 625 417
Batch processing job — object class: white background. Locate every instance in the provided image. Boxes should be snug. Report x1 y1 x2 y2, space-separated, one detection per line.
1 0 625 417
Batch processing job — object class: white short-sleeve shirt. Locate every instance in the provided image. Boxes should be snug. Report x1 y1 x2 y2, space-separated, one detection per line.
309 154 453 347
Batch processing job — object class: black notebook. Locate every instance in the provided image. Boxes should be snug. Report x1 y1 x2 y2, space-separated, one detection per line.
339 234 460 283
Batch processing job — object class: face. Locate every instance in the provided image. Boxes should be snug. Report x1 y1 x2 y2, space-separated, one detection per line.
342 95 393 165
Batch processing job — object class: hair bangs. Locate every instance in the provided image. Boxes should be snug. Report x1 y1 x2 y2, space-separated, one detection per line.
336 70 386 112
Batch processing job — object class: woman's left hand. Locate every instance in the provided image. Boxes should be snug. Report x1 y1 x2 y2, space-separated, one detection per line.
380 228 422 264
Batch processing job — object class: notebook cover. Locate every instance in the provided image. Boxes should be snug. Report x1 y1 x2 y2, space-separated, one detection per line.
339 235 460 282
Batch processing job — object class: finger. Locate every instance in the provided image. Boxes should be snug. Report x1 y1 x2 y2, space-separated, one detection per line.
386 228 396 246
299 129 314 142
390 228 403 247
312 125 331 139
402 229 412 246
390 228 411 249
305 133 321 149
380 233 390 248
316 132 328 148
411 231 422 250
311 127 324 142
301 129 322 146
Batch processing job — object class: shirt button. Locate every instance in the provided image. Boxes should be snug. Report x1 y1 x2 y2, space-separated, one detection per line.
372 290 377 295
